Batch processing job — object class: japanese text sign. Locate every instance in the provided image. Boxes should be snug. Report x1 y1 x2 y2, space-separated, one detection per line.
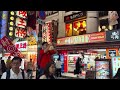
16 17 27 28
15 41 28 51
16 11 27 18
0 36 21 56
15 28 27 38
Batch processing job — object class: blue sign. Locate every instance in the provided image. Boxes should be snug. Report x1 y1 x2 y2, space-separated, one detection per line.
39 11 46 20
60 54 64 73
1 11 8 39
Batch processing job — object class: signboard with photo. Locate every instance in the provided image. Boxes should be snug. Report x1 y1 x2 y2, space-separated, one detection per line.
95 60 110 79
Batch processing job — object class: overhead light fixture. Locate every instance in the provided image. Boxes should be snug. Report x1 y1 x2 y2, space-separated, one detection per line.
10 22 14 26
10 16 14 20
9 32 13 36
10 11 14 15
9 27 13 31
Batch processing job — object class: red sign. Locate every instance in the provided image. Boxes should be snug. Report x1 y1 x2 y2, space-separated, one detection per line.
0 36 21 56
15 28 27 38
57 32 106 45
89 32 105 42
15 41 27 51
16 17 27 28
16 11 27 18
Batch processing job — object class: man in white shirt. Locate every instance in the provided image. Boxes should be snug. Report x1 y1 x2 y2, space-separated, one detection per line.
55 59 62 77
1 57 28 79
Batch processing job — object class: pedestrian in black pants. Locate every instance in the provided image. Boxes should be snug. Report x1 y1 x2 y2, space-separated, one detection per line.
55 58 62 77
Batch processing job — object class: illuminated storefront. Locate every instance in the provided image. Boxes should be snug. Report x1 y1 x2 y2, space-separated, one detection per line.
64 11 87 37
57 30 120 74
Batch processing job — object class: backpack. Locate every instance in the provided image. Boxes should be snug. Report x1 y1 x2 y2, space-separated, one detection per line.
6 69 25 79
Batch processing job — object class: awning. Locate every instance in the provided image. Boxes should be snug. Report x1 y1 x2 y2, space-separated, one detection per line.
56 42 120 50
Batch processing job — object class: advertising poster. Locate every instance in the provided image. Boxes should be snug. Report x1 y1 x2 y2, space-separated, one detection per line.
95 61 110 79
111 56 120 77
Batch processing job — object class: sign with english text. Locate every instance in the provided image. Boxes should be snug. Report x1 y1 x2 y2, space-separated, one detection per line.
64 11 86 22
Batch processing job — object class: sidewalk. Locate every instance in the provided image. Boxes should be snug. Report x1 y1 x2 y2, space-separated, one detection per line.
60 71 86 79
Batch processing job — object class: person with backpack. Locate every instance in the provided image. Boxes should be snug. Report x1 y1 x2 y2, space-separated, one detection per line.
37 42 57 78
1 57 28 79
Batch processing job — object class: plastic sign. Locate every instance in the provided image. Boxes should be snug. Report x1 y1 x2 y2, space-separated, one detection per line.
57 32 106 46
15 41 28 51
16 17 27 28
16 11 27 18
15 11 27 38
0 36 21 57
15 27 27 38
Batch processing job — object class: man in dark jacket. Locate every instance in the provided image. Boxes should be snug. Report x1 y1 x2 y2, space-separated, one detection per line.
0 57 7 78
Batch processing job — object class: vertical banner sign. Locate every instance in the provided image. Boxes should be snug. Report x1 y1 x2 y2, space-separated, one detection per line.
0 36 21 56
15 11 27 38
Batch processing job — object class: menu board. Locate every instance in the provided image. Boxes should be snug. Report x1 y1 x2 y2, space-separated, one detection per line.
95 61 110 79
111 56 120 77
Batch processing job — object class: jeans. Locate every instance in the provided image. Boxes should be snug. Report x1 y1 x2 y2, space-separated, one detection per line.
36 68 44 79
27 69 33 79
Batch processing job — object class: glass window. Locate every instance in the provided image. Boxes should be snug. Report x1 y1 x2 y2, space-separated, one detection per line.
65 20 87 37
73 20 86 36
65 23 72 37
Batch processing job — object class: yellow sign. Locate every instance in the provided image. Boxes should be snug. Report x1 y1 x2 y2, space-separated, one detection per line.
27 35 37 46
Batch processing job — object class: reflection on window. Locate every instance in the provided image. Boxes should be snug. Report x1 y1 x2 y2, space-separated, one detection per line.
65 20 87 37
66 23 72 37
73 20 86 36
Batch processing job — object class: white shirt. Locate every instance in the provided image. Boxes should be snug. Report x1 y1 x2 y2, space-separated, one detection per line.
56 61 62 69
1 69 28 79
40 75 47 79
39 75 56 79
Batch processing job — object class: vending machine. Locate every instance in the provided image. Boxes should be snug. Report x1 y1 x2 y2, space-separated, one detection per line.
111 56 120 78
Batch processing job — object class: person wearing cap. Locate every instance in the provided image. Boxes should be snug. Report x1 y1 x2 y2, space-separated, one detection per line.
1 57 28 79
